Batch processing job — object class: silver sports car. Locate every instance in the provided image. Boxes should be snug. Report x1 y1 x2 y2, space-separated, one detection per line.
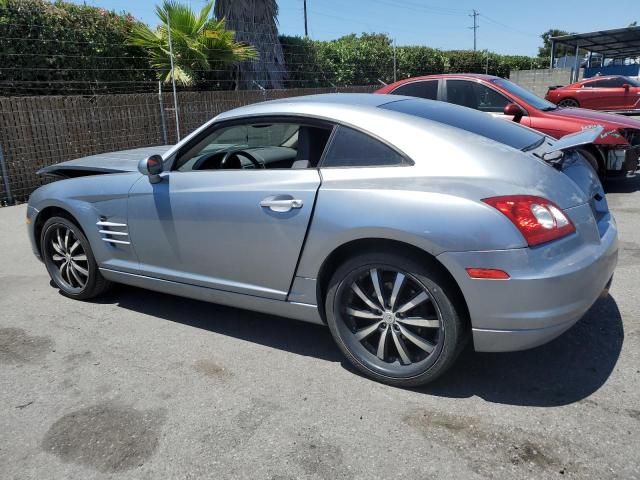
27 94 618 386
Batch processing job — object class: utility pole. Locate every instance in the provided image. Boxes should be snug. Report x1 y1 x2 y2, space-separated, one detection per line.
303 0 308 37
393 38 397 83
469 9 479 51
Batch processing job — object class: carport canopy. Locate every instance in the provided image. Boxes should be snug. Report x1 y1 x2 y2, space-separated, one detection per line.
550 26 640 63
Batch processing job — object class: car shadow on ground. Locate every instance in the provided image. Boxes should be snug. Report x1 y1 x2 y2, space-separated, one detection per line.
604 172 640 194
418 294 623 407
90 287 623 408
91 285 342 363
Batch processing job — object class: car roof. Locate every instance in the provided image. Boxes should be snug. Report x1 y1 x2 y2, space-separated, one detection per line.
212 93 543 148
384 73 500 88
215 93 435 125
168 93 539 173
216 93 398 119
579 75 622 82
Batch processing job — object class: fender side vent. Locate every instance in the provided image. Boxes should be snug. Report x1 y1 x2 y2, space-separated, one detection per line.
96 220 130 245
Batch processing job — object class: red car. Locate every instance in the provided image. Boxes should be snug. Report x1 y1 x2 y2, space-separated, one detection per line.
375 74 640 176
545 75 640 111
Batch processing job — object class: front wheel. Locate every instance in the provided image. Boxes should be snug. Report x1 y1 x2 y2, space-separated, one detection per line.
41 216 111 300
324 251 467 387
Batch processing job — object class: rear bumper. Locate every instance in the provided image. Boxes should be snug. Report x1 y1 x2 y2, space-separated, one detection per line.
471 276 612 352
437 204 618 352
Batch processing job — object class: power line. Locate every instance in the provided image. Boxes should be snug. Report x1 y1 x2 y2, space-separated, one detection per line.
365 0 466 16
479 13 538 38
468 9 479 51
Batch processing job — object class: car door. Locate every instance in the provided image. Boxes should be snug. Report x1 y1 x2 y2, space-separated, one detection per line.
582 78 629 110
616 78 640 109
126 118 333 301
575 79 602 109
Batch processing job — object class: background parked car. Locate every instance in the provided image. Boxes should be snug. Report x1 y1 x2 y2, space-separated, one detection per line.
545 75 640 111
376 74 640 177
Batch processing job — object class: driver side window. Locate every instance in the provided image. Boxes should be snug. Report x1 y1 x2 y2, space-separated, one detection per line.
174 121 333 172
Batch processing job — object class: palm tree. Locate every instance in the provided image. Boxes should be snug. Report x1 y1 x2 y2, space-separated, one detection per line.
129 0 256 86
214 0 286 89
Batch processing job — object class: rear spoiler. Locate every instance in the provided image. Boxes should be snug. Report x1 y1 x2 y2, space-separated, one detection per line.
547 85 564 91
540 126 604 158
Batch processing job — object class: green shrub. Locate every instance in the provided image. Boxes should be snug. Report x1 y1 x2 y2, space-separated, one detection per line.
279 35 326 88
280 34 541 88
0 3 545 95
395 46 445 78
0 0 151 94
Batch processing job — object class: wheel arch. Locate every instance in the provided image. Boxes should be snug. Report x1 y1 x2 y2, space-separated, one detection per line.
578 144 606 177
315 237 470 327
33 205 82 257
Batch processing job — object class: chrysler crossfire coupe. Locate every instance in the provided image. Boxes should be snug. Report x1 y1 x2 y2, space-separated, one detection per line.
27 94 618 386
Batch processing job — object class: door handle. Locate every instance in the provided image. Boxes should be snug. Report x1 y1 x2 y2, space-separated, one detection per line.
260 196 303 212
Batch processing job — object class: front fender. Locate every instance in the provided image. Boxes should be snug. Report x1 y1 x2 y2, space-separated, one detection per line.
28 173 142 273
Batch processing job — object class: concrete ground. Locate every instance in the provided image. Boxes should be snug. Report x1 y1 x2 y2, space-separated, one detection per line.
1 176 639 480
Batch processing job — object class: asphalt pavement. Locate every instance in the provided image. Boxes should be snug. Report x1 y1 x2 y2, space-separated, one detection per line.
1 174 639 479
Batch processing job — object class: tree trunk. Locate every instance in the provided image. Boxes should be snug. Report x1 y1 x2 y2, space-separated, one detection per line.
215 0 286 90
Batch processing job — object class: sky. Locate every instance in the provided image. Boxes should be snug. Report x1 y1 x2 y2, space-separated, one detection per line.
69 0 639 56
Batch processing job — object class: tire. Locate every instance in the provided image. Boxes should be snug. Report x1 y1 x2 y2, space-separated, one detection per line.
41 216 111 300
577 148 602 178
324 250 467 387
558 98 579 108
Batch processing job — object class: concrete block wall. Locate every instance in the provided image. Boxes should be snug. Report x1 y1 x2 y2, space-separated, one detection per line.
508 69 583 97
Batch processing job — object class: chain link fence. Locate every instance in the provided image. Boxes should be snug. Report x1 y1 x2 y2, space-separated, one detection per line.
0 85 376 205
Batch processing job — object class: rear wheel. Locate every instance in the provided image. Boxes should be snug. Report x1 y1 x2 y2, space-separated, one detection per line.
41 216 111 300
324 251 466 387
577 148 603 178
558 98 579 108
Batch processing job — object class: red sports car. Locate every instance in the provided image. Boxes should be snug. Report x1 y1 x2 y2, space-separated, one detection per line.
375 74 640 176
545 75 640 111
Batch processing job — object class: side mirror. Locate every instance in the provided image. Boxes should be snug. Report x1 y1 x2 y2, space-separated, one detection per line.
138 154 163 183
503 103 525 123
622 83 631 91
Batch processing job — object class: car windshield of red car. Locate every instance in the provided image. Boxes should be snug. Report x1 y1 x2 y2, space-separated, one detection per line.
492 78 558 111
620 77 640 87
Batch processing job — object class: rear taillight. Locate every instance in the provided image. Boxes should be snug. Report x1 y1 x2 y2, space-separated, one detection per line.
482 195 575 247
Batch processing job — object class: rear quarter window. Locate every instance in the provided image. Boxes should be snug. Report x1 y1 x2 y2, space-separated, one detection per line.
321 126 408 168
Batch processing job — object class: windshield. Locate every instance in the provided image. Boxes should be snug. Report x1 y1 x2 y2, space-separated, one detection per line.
622 76 640 87
381 98 544 151
491 78 558 111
